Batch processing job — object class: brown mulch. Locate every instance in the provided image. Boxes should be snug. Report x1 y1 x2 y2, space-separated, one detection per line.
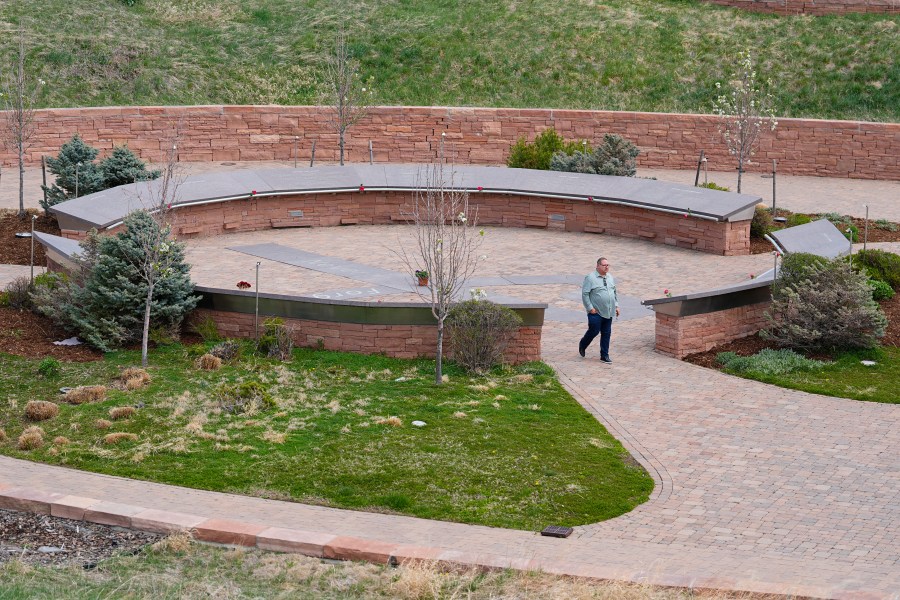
0 209 61 266
0 508 160 568
0 306 103 362
685 293 900 367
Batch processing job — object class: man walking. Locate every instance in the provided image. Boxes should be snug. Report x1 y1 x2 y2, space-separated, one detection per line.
579 257 619 363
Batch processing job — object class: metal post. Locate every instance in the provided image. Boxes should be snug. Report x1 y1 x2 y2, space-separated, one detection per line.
30 214 36 283
440 132 446 163
863 204 869 253
75 161 81 199
694 150 705 187
294 136 298 168
703 157 708 185
369 140 373 165
771 159 777 216
41 156 48 206
254 262 261 341
309 140 316 167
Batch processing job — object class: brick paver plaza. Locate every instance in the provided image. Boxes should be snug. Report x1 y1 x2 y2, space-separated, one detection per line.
1 166 899 598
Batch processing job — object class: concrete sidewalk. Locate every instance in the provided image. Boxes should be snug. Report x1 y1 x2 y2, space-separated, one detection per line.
3 160 898 221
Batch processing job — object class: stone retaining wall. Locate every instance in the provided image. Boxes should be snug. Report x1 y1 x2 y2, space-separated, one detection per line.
4 105 898 180
702 0 898 14
60 190 751 256
654 301 771 358
193 308 542 364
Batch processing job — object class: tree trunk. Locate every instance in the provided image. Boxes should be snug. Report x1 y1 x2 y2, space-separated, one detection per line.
736 157 744 194
18 146 25 218
339 129 345 166
435 320 444 385
141 285 153 367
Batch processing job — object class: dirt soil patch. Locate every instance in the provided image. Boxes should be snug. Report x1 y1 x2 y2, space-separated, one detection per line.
0 508 160 568
0 209 61 266
0 306 102 362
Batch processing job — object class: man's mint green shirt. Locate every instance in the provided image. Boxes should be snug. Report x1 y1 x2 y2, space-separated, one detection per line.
582 271 618 318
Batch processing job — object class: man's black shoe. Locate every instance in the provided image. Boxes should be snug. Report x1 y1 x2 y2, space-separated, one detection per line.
579 345 586 358
600 356 612 364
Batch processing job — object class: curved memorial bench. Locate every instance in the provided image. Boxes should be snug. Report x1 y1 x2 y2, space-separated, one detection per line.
50 165 761 256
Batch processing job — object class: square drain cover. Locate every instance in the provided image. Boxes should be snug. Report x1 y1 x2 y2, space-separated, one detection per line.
540 525 573 538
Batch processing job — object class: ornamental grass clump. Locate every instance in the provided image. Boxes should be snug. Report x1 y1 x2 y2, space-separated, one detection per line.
764 254 887 353
121 367 151 389
717 348 828 376
104 432 139 445
17 426 44 450
197 353 222 371
64 385 107 405
445 300 523 374
109 406 137 420
24 400 59 421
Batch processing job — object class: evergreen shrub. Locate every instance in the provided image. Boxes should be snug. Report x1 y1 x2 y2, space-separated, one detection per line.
446 300 523 373
854 249 900 289
869 279 894 301
507 128 582 170
550 134 640 177
750 205 773 239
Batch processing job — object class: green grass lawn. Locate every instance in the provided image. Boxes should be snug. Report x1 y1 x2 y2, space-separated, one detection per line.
1 1 896 121
0 343 653 530
720 346 900 404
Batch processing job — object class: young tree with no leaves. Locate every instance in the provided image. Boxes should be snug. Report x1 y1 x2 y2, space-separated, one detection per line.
712 50 777 194
322 29 372 166
1 30 41 218
397 161 484 385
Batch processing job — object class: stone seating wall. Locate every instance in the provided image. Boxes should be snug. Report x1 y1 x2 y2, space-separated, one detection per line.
4 105 898 181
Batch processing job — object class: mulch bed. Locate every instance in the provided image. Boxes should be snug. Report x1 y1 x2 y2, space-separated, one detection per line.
0 509 161 568
684 292 900 367
0 209 61 266
0 306 103 362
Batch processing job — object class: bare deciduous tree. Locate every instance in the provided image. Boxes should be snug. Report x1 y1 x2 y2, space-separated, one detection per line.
712 50 777 194
396 161 484 384
322 29 372 166
1 30 40 218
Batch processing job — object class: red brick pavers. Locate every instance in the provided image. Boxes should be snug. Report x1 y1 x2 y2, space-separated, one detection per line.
3 226 900 598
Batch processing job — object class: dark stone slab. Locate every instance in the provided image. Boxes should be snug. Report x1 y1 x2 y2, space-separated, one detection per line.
769 218 851 258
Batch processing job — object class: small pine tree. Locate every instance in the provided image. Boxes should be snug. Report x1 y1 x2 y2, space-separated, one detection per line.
550 134 639 176
41 135 104 209
100 146 161 188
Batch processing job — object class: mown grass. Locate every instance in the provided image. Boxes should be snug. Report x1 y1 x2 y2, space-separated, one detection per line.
0 1 896 121
0 536 773 600
719 346 900 404
0 342 653 530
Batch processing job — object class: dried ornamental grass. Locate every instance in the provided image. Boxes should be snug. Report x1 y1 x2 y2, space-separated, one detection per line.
104 432 139 445
64 385 107 405
197 353 222 371
0 429 6 442
95 419 113 430
53 436 71 445
121 367 151 387
24 400 59 422
17 426 44 450
109 406 137 420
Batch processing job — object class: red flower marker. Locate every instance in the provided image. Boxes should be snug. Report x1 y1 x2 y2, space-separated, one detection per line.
587 196 593 202
250 190 256 196
359 184 365 191
236 281 251 290
167 203 172 210
477 186 483 192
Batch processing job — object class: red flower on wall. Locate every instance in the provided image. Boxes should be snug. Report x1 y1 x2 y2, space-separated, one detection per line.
236 281 251 290
359 184 365 191
477 186 483 192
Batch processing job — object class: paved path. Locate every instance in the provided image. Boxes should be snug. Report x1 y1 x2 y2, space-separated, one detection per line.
2 165 900 598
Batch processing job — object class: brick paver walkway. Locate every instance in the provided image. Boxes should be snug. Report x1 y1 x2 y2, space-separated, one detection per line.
2 165 900 599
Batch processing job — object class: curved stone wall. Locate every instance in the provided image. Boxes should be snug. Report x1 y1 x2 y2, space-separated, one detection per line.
701 0 898 14
3 105 898 180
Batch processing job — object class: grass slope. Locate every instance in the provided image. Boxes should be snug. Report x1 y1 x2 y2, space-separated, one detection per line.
0 0 896 121
0 343 653 530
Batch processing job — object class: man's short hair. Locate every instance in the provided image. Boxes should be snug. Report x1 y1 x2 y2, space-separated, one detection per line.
597 257 607 265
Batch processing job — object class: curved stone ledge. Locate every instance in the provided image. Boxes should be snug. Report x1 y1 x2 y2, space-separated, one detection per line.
51 165 760 255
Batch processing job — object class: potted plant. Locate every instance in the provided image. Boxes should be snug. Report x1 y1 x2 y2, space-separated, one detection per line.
415 269 429 286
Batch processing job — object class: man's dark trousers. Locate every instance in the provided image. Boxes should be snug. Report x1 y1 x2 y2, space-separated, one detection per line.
579 312 612 359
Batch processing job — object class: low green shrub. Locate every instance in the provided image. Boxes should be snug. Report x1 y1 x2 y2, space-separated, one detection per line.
786 213 812 227
873 218 898 232
764 256 887 352
778 252 828 281
37 357 62 378
717 348 828 376
750 205 774 239
0 291 9 307
854 249 900 289
507 128 582 170
446 300 523 373
4 276 33 309
210 339 242 362
190 315 222 343
216 380 275 414
257 318 294 361
698 181 730 191
869 279 895 301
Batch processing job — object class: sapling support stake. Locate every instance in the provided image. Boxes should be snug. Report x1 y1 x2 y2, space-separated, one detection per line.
30 214 36 283
694 150 705 187
863 204 868 252
309 140 316 167
255 261 261 341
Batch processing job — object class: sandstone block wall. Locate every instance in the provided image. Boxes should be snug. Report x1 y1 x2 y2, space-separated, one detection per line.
702 0 898 14
63 191 749 256
655 301 771 358
193 308 542 364
4 105 897 180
